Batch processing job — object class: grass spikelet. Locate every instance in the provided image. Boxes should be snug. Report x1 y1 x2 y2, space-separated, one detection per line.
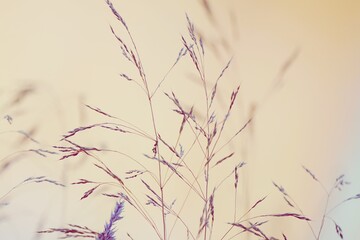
97 201 125 240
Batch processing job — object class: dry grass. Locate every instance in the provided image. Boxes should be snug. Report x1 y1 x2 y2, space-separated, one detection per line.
1 1 359 240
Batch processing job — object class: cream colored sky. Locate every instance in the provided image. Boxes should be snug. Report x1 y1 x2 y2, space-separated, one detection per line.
1 0 360 239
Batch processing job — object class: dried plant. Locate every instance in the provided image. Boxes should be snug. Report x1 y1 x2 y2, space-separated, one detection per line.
14 1 356 240
273 167 359 240
0 84 65 232
39 201 124 239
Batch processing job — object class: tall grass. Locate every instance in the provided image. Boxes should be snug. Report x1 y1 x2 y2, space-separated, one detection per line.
11 1 357 240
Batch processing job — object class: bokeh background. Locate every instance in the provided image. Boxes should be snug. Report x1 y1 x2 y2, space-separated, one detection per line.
1 0 360 239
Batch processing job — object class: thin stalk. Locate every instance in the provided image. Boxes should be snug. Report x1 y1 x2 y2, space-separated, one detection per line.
87 153 162 238
285 194 317 239
162 125 206 199
316 187 334 240
146 89 167 240
168 176 196 239
123 20 168 239
201 66 210 240
219 196 266 240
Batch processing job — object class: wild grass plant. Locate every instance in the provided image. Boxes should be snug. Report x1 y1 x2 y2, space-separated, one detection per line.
0 83 69 239
1 1 359 240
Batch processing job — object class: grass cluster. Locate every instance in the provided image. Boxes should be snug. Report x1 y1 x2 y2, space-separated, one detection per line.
1 1 359 240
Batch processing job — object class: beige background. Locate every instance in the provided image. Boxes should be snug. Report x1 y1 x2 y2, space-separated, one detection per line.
1 0 360 239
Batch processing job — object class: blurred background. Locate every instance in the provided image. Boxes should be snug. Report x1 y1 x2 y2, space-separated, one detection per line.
1 0 360 239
